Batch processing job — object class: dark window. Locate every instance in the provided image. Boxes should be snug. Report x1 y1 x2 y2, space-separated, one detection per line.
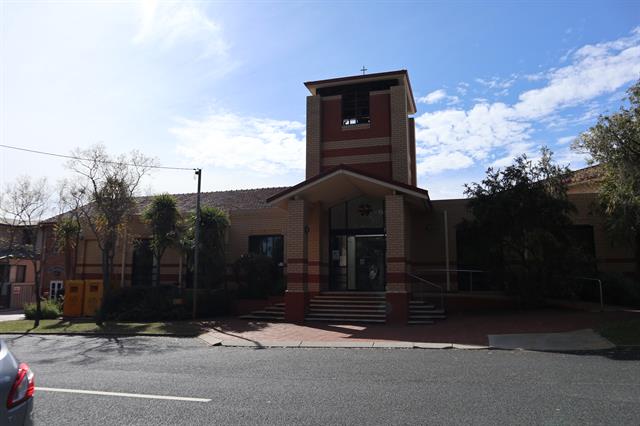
249 235 284 265
317 79 399 127
341 88 370 126
15 265 26 283
131 240 153 286
567 225 597 275
329 196 384 233
0 265 10 283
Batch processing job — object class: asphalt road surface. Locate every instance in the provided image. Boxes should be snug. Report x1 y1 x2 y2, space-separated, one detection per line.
2 335 639 425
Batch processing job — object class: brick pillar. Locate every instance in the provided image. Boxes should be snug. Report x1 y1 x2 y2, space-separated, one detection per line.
306 202 322 296
385 194 409 324
390 85 410 184
285 198 308 322
306 95 322 179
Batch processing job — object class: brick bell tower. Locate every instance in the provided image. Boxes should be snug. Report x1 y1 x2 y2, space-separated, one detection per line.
303 70 417 184
269 70 424 324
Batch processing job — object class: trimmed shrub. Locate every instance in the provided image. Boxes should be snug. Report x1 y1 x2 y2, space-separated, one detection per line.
100 285 187 321
100 285 232 321
599 272 640 308
24 299 62 320
233 254 279 299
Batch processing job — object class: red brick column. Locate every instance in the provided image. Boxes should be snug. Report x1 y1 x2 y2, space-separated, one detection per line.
306 202 322 296
385 194 409 324
306 96 322 179
285 198 308 322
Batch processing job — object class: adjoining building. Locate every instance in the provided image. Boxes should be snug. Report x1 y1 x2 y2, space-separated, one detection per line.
39 70 636 322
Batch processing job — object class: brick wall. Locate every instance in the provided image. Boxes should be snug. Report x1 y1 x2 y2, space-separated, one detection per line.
390 85 410 184
306 95 322 179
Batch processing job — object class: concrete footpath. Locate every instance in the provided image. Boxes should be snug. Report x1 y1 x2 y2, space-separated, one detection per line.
196 307 631 351
198 331 489 349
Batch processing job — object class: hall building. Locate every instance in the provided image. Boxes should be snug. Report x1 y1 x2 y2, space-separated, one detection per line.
38 70 636 323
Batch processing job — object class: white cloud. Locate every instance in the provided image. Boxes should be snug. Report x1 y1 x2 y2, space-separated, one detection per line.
172 112 305 175
415 27 640 176
416 151 474 174
557 135 576 145
475 75 517 90
133 0 229 58
418 89 447 104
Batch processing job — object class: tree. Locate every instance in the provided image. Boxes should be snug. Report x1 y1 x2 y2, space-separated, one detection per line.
573 80 640 275
54 180 84 281
142 194 180 287
182 206 229 290
64 145 155 324
463 148 578 302
0 176 50 327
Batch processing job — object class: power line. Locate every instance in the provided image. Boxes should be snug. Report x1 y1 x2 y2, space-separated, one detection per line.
0 143 196 171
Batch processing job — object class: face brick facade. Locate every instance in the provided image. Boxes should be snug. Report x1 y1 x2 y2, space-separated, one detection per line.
37 70 636 322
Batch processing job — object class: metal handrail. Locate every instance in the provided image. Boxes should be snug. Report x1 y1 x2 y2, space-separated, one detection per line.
574 277 604 312
408 273 445 311
416 269 486 292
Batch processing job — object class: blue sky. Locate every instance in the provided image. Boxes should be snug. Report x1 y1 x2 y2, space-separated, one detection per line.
1 1 639 200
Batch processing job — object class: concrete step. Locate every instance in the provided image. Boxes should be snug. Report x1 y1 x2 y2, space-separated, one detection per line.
306 317 386 324
409 314 447 320
320 291 385 296
306 312 386 318
309 303 385 308
314 296 385 301
408 320 435 325
409 309 445 315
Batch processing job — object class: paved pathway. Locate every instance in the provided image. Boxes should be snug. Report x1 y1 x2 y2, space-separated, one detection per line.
0 309 24 321
489 329 615 351
200 308 637 349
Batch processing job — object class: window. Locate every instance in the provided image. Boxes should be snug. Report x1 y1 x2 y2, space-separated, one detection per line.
316 79 399 127
131 239 153 286
15 265 26 283
329 196 384 232
342 88 370 126
249 235 284 265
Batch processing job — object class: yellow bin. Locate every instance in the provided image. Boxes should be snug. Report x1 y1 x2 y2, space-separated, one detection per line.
83 280 103 317
63 280 85 317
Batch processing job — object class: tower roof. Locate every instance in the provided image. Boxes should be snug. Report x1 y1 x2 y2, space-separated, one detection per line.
304 69 417 114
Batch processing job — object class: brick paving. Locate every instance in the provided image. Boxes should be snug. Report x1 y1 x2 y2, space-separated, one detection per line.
202 308 639 346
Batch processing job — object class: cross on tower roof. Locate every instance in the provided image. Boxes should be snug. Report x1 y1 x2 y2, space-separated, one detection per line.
360 66 367 75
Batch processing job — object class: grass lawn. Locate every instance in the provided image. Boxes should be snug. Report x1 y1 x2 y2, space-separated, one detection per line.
598 319 640 346
0 319 207 336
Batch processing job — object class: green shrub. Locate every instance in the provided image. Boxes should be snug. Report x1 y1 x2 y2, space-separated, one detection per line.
183 289 233 318
599 272 640 308
100 285 188 321
24 299 62 320
233 254 280 299
100 285 232 321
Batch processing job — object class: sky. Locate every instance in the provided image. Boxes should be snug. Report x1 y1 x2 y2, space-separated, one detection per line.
1 1 639 201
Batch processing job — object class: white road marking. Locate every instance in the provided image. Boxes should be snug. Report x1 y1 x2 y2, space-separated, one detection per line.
36 387 211 403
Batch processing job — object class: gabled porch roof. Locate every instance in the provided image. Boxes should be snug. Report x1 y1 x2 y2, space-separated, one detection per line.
267 165 431 210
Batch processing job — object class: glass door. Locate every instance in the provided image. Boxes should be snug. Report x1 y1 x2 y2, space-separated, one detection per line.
355 236 385 291
330 234 385 291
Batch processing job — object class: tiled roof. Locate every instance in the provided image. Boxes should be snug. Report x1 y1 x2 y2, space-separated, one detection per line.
134 187 289 214
43 187 289 223
568 164 603 185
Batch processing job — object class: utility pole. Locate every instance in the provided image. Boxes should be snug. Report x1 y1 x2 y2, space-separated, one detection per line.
192 168 202 320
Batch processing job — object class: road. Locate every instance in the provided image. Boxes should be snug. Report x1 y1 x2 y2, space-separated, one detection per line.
2 334 639 425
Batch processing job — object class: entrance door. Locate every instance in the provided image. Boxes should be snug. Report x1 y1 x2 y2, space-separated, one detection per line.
355 236 385 291
49 280 64 300
330 235 385 291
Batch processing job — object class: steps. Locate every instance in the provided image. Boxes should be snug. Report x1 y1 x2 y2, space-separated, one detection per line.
239 294 447 325
408 300 446 325
239 302 285 321
306 292 387 323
